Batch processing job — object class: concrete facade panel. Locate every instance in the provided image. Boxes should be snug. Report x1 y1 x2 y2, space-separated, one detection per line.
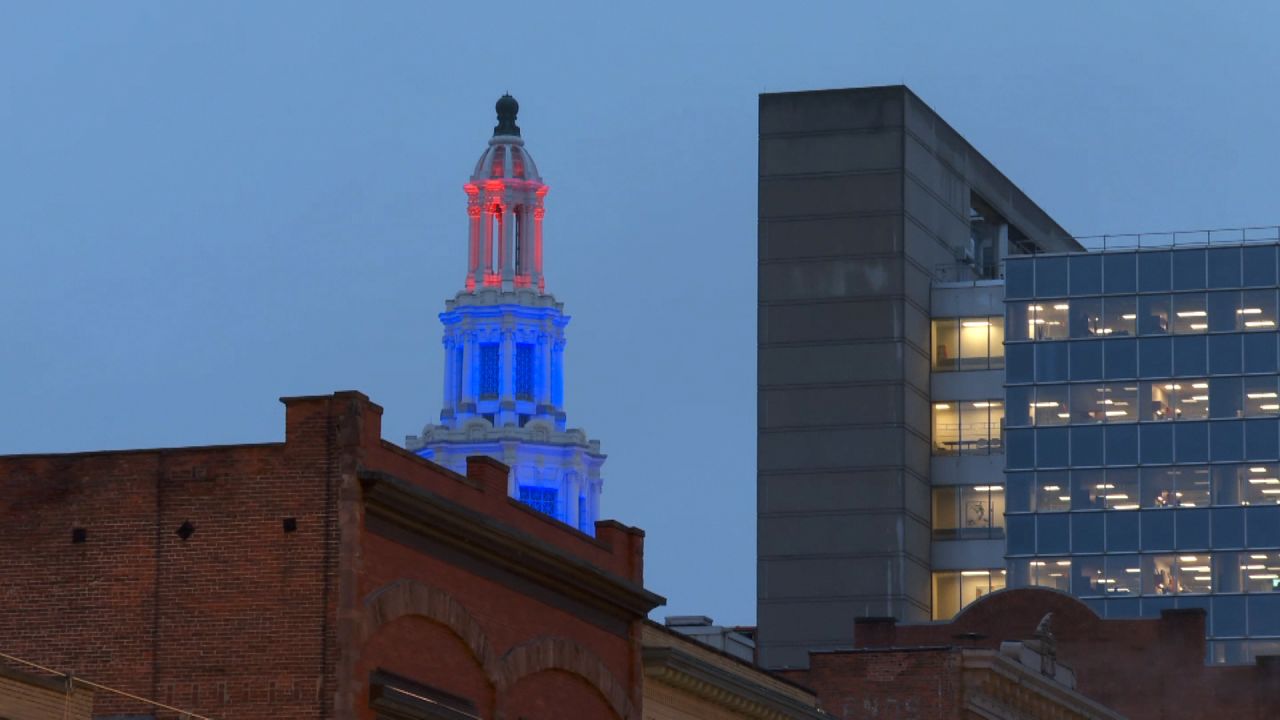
760 555 906 599
904 433 931 478
759 88 904 136
758 427 905 472
759 513 906 558
904 343 931 392
931 538 1006 570
760 130 902 176
759 342 905 386
759 173 902 219
904 388 930 436
759 256 903 302
930 453 1006 486
760 385 903 428
903 217 964 280
904 262 933 310
930 369 1004 401
903 132 966 217
760 215 902 261
760 299 899 345
759 471 905 515
904 175 969 253
902 302 930 353
932 282 1005 316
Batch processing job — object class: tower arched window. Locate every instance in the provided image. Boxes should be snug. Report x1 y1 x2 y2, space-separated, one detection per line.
490 145 506 177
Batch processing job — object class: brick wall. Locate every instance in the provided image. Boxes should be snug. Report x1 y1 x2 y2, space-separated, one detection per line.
790 649 961 720
0 433 336 719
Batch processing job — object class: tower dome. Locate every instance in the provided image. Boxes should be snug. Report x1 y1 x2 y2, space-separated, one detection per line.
472 94 541 182
472 138 541 182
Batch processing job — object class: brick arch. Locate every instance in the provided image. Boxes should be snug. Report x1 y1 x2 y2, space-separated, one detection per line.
360 579 499 675
494 636 634 720
951 586 1103 632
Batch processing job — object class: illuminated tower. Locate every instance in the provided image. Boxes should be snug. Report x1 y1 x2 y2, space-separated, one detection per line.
407 95 605 534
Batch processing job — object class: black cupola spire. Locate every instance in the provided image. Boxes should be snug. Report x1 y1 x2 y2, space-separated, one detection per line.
494 94 520 137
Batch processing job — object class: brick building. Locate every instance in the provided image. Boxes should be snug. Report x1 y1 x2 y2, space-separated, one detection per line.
786 587 1280 719
0 662 92 720
0 391 662 719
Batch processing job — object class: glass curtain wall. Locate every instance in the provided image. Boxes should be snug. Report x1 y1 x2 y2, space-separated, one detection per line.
1005 244 1280 663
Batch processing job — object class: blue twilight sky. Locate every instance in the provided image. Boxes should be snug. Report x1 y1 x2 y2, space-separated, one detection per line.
2 2 1278 625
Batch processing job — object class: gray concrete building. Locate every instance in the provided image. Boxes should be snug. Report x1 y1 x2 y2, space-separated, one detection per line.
757 86 1080 668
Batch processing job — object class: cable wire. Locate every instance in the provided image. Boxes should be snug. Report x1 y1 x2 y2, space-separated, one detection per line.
0 649 215 720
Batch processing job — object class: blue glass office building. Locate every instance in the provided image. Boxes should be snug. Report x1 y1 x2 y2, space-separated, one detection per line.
1003 241 1280 663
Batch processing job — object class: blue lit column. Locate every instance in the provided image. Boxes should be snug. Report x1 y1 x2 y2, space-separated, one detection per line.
441 337 456 419
499 327 515 426
538 334 552 413
459 331 475 413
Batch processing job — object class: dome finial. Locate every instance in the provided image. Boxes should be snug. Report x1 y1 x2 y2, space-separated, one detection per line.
494 94 520 137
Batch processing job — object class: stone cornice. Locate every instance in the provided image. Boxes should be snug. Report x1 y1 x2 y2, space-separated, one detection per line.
642 646 827 719
358 469 662 622
961 651 1126 720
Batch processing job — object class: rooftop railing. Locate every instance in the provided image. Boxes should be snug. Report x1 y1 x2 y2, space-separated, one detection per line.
1072 225 1280 252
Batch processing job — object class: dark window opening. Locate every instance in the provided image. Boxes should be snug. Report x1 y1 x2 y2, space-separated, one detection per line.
515 343 534 400
369 669 479 720
519 486 557 516
479 343 500 398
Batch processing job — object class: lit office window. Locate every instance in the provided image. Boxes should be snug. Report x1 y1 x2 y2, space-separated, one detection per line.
1171 293 1209 334
932 569 1007 620
931 316 1003 371
1215 552 1280 593
1241 289 1279 330
1139 380 1211 421
931 485 1005 540
1142 466 1212 508
1007 302 1069 341
932 401 1003 455
1036 471 1071 512
1066 382 1138 423
1070 468 1140 510
1031 385 1069 425
1101 296 1137 336
1214 464 1280 506
1144 555 1214 595
1244 376 1280 417
1010 558 1072 593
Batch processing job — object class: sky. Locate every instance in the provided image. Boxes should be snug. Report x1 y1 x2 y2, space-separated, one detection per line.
3 1 1279 626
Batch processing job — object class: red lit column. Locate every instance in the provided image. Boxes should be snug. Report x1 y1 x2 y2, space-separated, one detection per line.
482 204 495 285
500 202 514 288
465 184 480 290
533 204 546 291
